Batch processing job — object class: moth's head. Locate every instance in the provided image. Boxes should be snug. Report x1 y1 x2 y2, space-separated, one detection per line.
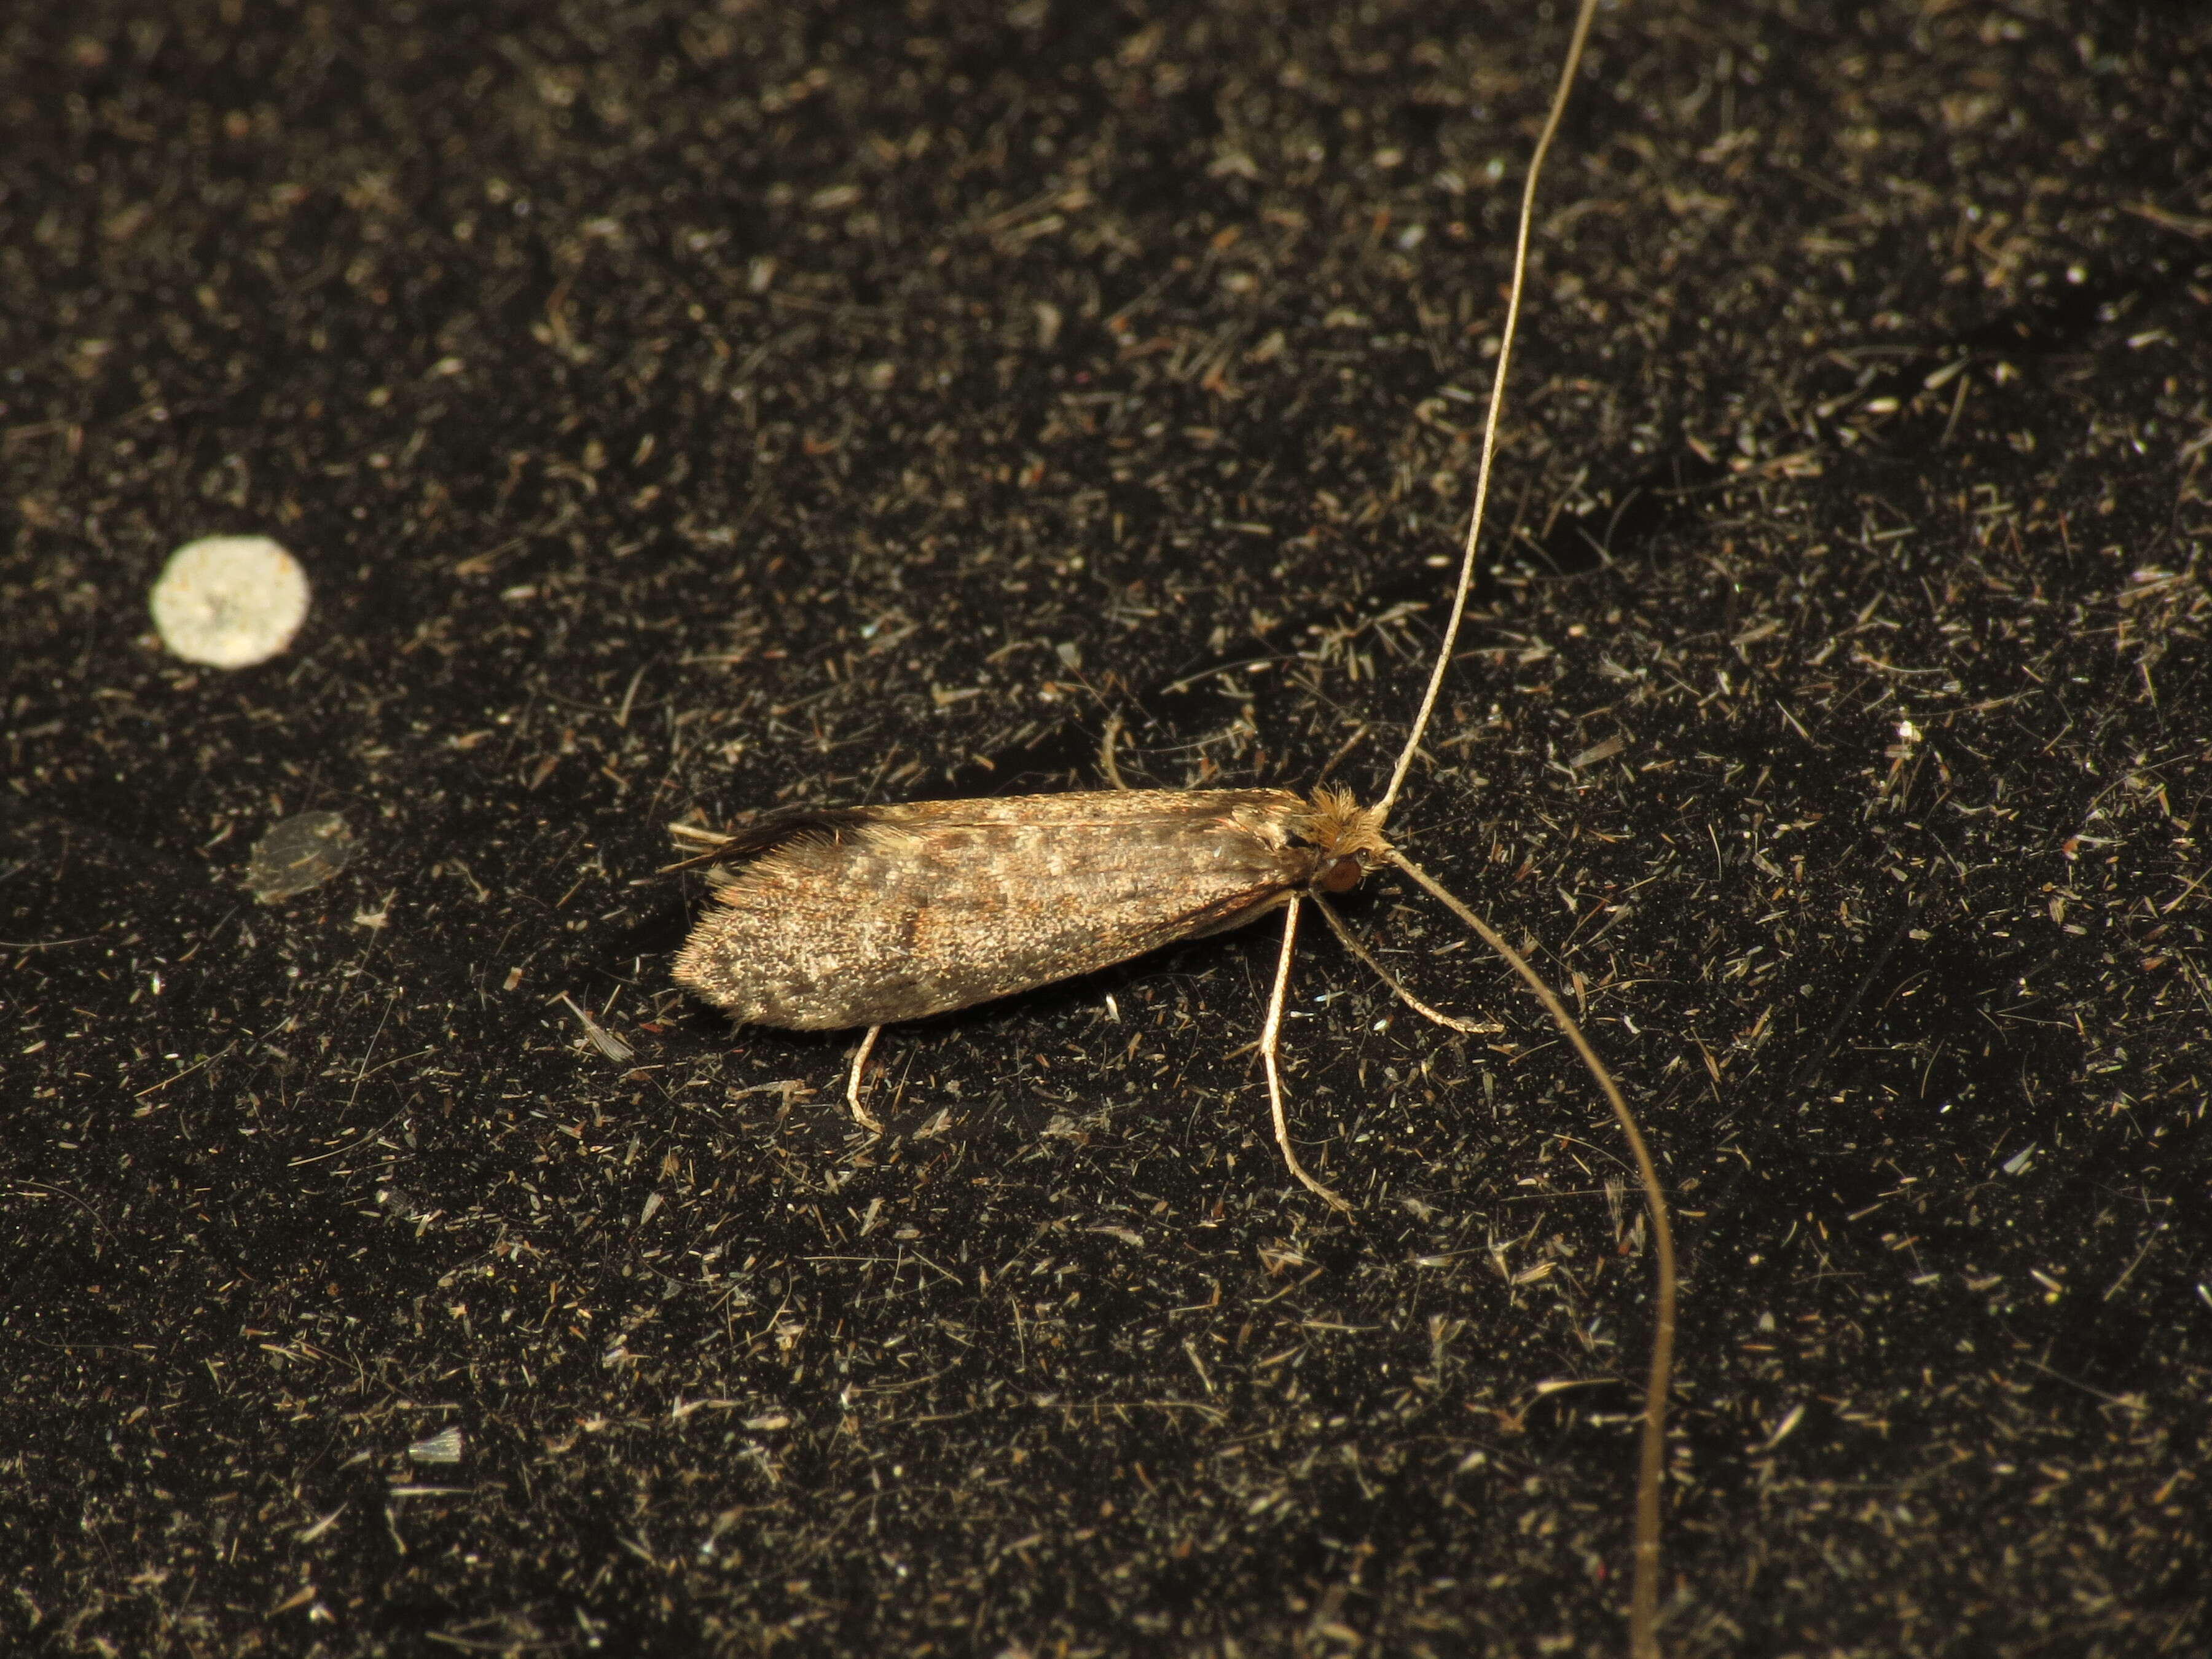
1302 786 1390 893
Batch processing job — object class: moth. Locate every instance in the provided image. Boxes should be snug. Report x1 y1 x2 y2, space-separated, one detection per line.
673 785 1402 1203
672 787 1380 1032
672 2 1673 1650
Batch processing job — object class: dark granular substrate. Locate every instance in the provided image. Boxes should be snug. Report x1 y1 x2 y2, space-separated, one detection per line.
4 4 2206 1655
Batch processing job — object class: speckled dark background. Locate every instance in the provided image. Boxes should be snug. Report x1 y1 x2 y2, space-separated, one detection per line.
4 2 2207 1655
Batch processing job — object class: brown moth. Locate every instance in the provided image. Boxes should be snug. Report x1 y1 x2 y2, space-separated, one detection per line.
672 788 1382 1033
673 785 1394 1196
673 4 1673 1652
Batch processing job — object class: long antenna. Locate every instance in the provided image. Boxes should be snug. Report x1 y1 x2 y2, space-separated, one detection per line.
1362 6 1679 1653
1387 849 1675 1659
1378 0 1600 823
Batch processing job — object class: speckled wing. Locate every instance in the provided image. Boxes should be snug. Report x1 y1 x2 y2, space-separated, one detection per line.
672 790 1324 1030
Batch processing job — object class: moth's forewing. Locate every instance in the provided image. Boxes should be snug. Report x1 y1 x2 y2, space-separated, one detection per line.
672 790 1325 1029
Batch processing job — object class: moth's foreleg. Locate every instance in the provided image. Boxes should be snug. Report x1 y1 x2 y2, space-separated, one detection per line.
844 1024 886 1134
1309 892 1502 1036
1259 897 1350 1212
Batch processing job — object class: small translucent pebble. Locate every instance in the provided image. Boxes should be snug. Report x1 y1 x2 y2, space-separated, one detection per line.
248 811 356 903
149 535 311 668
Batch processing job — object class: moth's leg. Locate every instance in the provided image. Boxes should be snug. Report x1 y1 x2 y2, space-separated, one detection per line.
1310 893 1502 1035
1312 722 1373 786
1260 897 1350 1212
1097 713 1128 791
844 1024 886 1134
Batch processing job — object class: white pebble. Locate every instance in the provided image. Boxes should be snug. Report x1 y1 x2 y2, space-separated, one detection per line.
149 535 311 668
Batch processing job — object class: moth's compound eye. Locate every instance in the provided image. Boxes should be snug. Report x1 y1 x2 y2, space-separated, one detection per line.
1316 856 1364 894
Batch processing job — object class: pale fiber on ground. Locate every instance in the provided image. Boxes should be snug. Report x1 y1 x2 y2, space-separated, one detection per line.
149 534 311 668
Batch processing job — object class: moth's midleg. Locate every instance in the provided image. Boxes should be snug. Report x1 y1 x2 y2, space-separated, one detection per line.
844 1023 885 1133
1258 896 1349 1212
1309 890 1497 1037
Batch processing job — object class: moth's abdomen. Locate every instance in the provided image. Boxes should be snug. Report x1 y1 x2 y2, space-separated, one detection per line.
673 793 1322 1030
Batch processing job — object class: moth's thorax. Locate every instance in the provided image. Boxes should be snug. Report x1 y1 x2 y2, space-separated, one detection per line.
1290 785 1390 895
